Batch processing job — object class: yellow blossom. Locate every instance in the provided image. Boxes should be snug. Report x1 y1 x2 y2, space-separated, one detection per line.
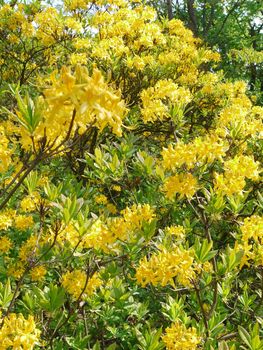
166 225 185 240
0 126 14 173
240 215 263 243
140 80 192 123
106 203 118 214
135 245 196 288
69 53 87 66
19 236 39 262
20 193 40 212
0 236 12 253
0 212 13 231
30 265 47 281
61 270 102 300
163 173 198 199
14 215 34 230
0 313 40 350
214 155 260 196
7 262 25 279
112 185 121 192
162 321 201 350
95 194 108 205
161 134 228 171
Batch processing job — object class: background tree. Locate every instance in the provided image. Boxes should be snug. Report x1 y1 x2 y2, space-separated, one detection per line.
149 0 263 102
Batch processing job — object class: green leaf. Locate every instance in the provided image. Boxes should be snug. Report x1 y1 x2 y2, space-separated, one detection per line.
0 279 14 309
194 239 217 263
238 326 252 350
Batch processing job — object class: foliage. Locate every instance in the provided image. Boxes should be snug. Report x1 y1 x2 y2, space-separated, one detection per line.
0 0 262 349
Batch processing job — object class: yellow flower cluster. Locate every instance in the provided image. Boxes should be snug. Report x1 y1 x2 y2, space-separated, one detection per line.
140 80 192 123
165 225 186 240
53 203 155 252
106 204 155 244
91 5 161 55
216 98 263 139
14 66 126 151
0 126 14 173
162 134 228 171
61 270 102 300
167 19 195 41
162 321 201 350
95 194 108 205
120 204 155 230
0 313 41 350
241 215 263 243
83 203 155 251
0 211 13 231
30 265 47 282
34 8 63 45
69 53 87 66
135 245 196 288
0 207 34 232
237 215 263 267
7 262 25 279
64 0 90 11
214 155 260 196
89 3 212 90
19 236 39 262
163 173 198 200
81 219 113 251
20 193 41 212
14 215 34 230
0 236 12 253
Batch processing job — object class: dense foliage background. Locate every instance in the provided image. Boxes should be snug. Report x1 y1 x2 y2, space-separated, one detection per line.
0 0 262 349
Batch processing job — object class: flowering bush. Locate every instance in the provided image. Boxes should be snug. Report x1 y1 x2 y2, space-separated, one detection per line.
0 0 262 349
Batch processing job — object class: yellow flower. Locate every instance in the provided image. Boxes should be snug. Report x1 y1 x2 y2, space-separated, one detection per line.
14 215 34 230
161 134 228 171
214 173 246 196
69 53 87 66
61 270 102 300
166 225 185 240
214 155 260 197
202 261 213 273
120 203 155 229
0 125 14 173
19 236 39 262
64 17 82 32
20 193 40 212
0 212 13 231
0 236 12 253
7 262 25 279
163 173 198 199
0 313 41 350
82 219 114 252
106 203 118 214
240 215 263 243
140 80 192 123
162 321 201 350
95 194 108 205
54 222 80 247
30 265 47 281
135 245 195 288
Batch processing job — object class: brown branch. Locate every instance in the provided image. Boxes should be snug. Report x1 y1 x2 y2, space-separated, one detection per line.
0 155 43 211
193 280 209 338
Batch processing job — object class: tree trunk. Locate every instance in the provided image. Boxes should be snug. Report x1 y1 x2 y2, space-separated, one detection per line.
166 0 173 20
187 0 198 36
